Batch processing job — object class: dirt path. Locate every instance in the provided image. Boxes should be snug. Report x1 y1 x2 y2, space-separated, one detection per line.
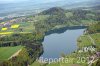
87 34 98 66
88 35 96 45
88 59 98 66
8 49 22 60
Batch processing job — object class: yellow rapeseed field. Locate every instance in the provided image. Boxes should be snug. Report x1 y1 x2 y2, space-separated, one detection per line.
1 28 8 31
11 25 20 29
0 32 13 35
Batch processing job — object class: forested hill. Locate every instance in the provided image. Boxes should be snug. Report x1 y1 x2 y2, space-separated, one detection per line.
39 7 65 15
30 7 99 33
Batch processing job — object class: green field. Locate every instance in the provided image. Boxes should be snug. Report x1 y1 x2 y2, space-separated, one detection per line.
90 33 100 51
31 61 44 66
0 22 35 35
0 46 23 61
77 35 92 48
90 33 100 45
77 33 100 49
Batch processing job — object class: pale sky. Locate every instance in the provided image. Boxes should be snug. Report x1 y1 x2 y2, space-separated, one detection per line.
0 0 27 3
0 0 61 2
0 0 93 4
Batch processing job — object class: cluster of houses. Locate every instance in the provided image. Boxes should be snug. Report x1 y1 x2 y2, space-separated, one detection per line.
96 52 100 57
0 17 26 31
0 14 38 29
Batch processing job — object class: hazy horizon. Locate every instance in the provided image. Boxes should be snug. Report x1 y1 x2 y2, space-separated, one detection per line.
0 0 94 4
0 0 99 17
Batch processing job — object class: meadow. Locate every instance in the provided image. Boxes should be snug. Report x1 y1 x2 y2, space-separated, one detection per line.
0 46 23 61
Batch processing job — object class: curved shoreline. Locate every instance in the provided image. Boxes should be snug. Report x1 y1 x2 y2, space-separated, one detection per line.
45 26 87 36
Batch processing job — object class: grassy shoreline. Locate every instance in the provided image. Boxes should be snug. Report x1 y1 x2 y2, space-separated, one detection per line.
31 33 100 66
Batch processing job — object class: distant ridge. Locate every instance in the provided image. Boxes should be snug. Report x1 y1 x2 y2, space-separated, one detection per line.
39 7 65 15
63 0 100 9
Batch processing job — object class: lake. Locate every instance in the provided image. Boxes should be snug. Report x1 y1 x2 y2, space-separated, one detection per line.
41 27 85 59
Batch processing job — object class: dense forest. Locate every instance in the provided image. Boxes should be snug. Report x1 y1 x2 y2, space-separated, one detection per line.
34 7 100 33
87 22 100 33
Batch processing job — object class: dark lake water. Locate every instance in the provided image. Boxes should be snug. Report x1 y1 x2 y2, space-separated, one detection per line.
41 28 85 59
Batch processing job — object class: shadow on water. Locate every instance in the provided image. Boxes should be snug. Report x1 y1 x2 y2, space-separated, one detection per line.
45 26 87 35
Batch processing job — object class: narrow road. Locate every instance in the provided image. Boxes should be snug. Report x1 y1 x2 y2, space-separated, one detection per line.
8 49 22 60
88 35 96 45
87 34 98 66
88 59 98 66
